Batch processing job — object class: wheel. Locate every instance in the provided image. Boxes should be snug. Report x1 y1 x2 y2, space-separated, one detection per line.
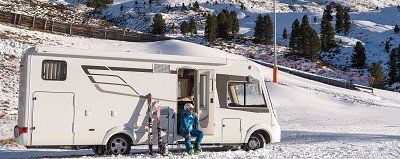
243 133 265 151
92 145 106 155
106 134 132 155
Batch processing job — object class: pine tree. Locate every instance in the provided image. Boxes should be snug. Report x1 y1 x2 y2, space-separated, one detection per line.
217 10 230 39
151 13 166 35
189 18 197 35
385 41 391 53
282 28 288 40
230 11 239 36
395 25 400 34
351 41 367 68
263 14 274 44
240 3 246 10
205 14 218 42
254 14 264 43
180 21 189 35
83 0 114 24
299 15 321 60
181 2 187 11
193 1 200 11
343 8 351 35
369 62 385 88
320 17 336 52
323 5 334 21
335 5 344 33
388 45 400 84
289 19 300 53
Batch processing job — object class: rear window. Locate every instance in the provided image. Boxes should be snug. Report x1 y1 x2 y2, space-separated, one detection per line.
42 60 67 81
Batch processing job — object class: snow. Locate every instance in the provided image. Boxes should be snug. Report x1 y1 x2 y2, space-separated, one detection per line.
1 22 400 158
1 0 400 158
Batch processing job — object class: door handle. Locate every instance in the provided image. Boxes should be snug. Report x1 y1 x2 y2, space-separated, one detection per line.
31 127 36 130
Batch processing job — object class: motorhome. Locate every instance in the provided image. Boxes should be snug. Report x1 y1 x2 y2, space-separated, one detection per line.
14 44 281 155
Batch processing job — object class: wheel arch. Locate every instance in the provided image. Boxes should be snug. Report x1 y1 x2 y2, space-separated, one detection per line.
102 126 136 145
244 124 273 144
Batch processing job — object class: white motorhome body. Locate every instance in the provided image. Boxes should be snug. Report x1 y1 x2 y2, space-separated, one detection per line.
15 44 280 155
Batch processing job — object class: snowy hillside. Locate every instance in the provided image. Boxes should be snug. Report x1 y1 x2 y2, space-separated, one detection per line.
1 0 400 158
0 21 400 158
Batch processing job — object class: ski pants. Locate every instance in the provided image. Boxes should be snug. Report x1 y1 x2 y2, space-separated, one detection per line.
184 129 204 152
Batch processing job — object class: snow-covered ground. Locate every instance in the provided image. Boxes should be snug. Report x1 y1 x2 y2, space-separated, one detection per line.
0 23 400 158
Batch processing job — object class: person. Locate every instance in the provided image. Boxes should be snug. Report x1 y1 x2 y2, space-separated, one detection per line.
180 103 204 155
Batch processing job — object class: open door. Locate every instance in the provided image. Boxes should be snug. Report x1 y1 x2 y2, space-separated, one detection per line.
31 92 74 145
196 70 215 135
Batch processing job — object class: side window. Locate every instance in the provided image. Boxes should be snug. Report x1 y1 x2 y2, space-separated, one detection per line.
227 82 266 107
42 60 67 81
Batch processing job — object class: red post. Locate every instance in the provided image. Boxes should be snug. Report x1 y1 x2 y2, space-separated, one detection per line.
273 66 278 83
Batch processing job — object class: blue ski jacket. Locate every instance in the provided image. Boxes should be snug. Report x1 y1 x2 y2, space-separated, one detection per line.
179 111 199 136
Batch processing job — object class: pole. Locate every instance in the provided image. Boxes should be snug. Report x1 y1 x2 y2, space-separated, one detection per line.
272 0 278 83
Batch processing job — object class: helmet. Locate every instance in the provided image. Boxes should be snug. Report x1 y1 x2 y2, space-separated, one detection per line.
184 103 194 111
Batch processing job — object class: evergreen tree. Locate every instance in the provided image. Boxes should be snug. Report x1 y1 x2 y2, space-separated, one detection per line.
351 41 367 68
217 10 230 39
240 2 246 10
230 11 240 36
282 28 288 40
395 25 400 34
313 16 318 23
323 5 334 21
180 21 189 35
135 0 138 5
388 45 400 84
189 18 197 35
299 15 321 60
151 13 166 35
369 62 385 88
335 4 344 33
263 14 274 44
149 0 153 4
320 17 336 51
83 0 114 24
181 2 187 11
289 19 300 53
385 41 391 53
343 7 351 34
254 14 264 43
193 1 200 11
205 14 218 42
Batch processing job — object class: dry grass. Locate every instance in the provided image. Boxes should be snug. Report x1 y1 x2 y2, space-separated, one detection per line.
0 138 16 145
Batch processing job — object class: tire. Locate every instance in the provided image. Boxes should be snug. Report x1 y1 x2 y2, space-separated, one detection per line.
243 133 265 151
106 134 132 155
92 145 106 156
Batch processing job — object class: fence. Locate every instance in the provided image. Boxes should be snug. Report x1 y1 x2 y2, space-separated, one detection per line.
251 59 374 93
0 11 170 42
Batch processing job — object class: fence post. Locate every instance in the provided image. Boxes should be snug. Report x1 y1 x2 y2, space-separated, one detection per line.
44 19 47 30
13 13 17 25
32 17 36 29
51 20 54 32
104 30 107 39
139 34 141 42
18 14 21 25
69 23 72 35
88 27 92 38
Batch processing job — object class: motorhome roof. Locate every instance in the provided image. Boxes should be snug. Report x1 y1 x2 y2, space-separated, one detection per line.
30 40 248 66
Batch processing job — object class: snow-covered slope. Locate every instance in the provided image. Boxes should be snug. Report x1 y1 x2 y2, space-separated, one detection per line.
1 22 400 158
